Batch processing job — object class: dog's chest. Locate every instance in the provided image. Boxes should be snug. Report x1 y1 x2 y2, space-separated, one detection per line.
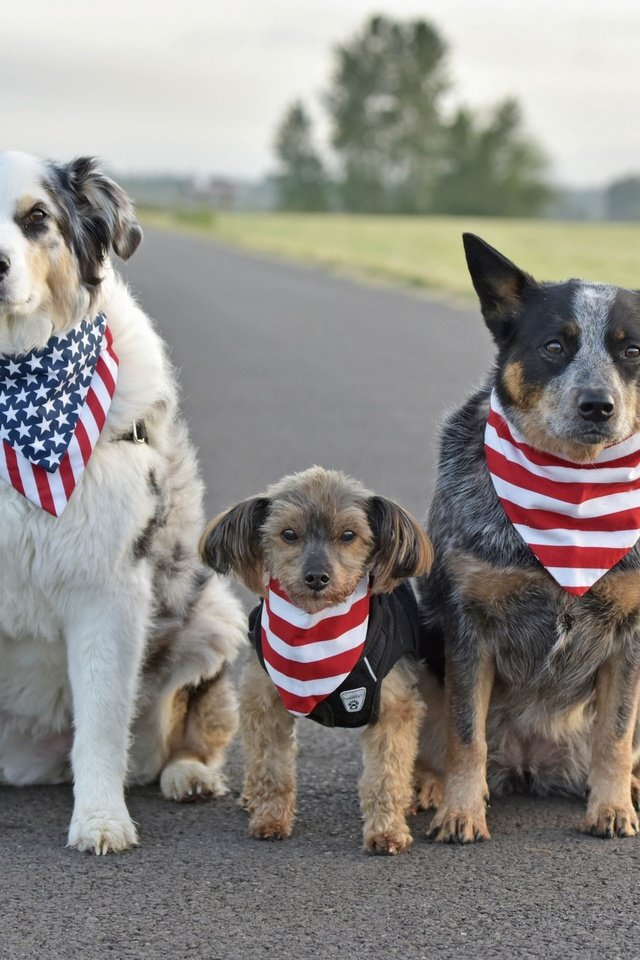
460 557 640 700
0 437 158 730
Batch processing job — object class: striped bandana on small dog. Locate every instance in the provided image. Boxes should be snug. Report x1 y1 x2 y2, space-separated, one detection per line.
485 389 640 595
260 576 371 716
0 314 118 516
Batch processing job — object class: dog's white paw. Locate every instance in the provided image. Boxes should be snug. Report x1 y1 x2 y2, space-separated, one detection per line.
160 757 229 802
68 808 138 855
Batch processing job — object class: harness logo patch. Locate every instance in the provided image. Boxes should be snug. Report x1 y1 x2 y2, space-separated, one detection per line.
340 687 366 713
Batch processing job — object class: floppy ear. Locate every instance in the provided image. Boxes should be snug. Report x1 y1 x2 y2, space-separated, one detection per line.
366 496 433 595
199 497 270 595
57 156 143 286
463 233 539 345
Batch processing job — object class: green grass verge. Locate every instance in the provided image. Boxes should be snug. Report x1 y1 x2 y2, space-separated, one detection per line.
140 210 640 302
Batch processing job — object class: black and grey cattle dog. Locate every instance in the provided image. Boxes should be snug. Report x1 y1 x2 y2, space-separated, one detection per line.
416 234 640 842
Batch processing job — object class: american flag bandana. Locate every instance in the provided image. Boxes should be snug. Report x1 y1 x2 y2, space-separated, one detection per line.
485 389 640 595
0 313 118 516
260 576 371 716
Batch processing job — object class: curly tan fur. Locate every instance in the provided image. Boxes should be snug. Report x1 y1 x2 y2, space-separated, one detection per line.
360 659 425 854
201 466 432 852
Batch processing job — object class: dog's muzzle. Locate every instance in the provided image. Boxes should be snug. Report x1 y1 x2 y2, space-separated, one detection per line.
577 390 615 422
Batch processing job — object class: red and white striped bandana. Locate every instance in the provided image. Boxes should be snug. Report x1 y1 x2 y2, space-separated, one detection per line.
260 576 371 716
485 389 640 595
0 313 118 516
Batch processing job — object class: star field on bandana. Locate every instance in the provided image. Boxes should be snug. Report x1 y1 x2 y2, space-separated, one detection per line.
0 314 106 472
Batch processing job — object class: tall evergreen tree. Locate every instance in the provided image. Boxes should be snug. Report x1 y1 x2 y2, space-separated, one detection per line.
325 15 449 213
432 99 550 217
274 101 329 211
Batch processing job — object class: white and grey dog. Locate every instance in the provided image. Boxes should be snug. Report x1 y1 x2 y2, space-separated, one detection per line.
0 151 246 853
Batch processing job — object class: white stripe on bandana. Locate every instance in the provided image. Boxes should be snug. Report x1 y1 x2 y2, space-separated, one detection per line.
485 389 640 595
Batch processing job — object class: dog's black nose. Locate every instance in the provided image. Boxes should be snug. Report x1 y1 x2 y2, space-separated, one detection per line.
577 391 615 422
0 254 10 279
304 571 331 591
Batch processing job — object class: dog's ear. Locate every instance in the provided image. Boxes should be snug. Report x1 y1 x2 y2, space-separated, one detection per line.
463 233 539 345
56 157 143 286
200 497 271 595
366 496 433 594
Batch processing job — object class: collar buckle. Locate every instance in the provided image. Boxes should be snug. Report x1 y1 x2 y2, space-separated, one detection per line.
131 419 147 444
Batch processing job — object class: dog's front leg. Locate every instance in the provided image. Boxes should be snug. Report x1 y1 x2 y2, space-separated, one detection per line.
427 640 494 844
66 579 151 854
583 651 640 838
360 659 425 855
240 654 297 840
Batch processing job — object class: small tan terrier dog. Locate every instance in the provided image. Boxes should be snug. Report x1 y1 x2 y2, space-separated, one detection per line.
200 466 432 854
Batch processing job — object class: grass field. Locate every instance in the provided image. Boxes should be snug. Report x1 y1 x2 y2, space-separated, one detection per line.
141 210 640 302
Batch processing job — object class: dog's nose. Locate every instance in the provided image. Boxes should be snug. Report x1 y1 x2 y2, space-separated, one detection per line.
577 390 615 422
0 253 10 279
304 570 331 591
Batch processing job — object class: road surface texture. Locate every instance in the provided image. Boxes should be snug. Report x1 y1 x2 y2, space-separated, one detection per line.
2 229 639 960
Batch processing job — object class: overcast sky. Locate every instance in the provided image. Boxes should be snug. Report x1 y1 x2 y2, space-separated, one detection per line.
3 0 640 186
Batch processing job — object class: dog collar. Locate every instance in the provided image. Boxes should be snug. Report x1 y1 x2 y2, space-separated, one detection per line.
0 313 119 516
260 576 371 716
485 389 640 595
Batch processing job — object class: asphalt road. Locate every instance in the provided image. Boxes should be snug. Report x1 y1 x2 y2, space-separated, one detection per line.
2 229 639 960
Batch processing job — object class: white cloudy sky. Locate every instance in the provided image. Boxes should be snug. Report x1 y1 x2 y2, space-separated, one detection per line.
3 0 640 186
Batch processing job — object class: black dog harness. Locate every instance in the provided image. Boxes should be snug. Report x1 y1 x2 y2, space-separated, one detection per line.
248 581 422 728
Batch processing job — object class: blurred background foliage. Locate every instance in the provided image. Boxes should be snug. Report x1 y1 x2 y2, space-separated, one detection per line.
273 15 550 217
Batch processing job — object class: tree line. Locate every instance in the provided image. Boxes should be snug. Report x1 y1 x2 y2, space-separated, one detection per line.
274 15 550 217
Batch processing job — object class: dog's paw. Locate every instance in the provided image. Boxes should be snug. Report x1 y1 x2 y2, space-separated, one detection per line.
68 808 138 855
412 771 443 814
248 806 294 840
160 758 229 802
583 801 639 839
364 824 413 856
427 805 490 844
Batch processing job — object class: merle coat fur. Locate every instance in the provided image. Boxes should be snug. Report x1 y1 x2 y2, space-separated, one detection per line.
0 152 246 854
416 234 640 843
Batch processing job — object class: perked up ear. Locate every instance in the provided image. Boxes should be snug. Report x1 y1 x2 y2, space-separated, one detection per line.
366 496 433 595
199 497 271 596
462 233 539 345
61 156 143 286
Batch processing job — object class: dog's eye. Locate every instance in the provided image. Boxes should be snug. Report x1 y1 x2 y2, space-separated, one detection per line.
28 207 48 224
341 531 356 543
623 345 640 360
281 529 298 543
543 340 564 356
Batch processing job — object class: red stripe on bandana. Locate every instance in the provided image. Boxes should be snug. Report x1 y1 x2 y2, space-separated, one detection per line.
33 468 55 516
3 443 25 497
59 451 76 501
485 390 640 594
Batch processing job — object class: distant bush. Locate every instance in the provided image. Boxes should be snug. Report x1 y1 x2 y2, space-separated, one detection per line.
605 177 640 221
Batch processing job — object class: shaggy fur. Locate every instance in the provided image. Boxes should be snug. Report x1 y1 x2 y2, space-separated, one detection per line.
0 151 246 853
201 466 432 854
416 234 640 842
